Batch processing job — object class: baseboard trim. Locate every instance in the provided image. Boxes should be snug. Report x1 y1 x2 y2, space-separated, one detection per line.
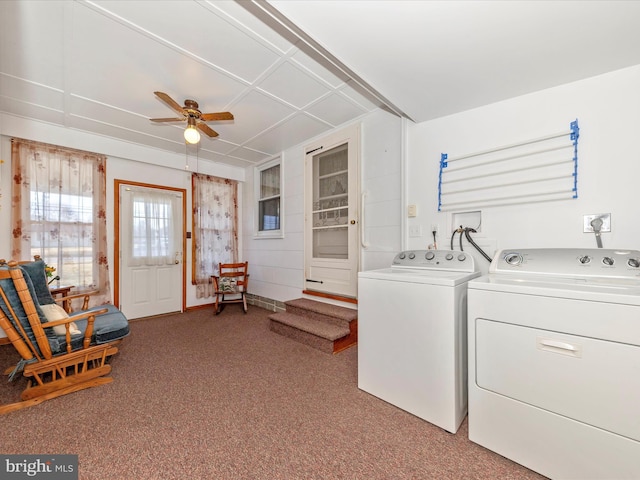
185 303 214 312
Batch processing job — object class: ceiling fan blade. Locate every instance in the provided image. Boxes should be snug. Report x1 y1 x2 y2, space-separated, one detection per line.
154 91 185 115
200 112 234 122
197 122 219 137
150 117 185 123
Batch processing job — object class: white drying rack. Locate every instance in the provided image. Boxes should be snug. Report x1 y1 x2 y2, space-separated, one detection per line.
438 120 579 211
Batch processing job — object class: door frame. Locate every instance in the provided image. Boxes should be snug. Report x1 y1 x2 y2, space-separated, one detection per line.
303 123 361 299
113 179 187 312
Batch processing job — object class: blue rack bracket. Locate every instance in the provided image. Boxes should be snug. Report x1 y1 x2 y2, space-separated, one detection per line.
571 119 579 198
438 153 448 211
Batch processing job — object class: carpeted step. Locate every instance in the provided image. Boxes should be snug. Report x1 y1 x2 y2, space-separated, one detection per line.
284 298 357 329
269 312 349 354
268 298 358 354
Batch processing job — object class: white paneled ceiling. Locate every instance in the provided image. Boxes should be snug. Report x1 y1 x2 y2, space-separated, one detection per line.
0 0 381 168
2 1 640 169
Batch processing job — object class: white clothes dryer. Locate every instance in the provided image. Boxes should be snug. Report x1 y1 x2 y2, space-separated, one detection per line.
358 249 480 433
468 248 640 479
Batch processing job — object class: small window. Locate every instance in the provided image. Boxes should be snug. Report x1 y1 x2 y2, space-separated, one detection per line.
254 156 283 238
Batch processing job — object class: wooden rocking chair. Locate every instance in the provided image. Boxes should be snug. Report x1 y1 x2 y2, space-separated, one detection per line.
0 258 129 415
211 262 249 314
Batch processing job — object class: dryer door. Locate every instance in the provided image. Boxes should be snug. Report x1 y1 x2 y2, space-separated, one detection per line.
475 319 640 441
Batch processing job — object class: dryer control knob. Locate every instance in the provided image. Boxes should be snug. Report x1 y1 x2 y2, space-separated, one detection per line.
504 253 522 265
602 256 615 266
628 258 640 268
445 253 454 261
579 255 591 264
425 252 435 260
457 254 466 261
399 252 406 259
408 252 416 259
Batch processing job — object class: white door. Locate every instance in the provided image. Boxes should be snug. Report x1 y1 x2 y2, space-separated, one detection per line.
304 124 360 298
119 185 183 319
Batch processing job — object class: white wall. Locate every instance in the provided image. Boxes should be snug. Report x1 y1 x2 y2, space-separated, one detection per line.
243 109 403 303
0 115 245 309
407 64 640 274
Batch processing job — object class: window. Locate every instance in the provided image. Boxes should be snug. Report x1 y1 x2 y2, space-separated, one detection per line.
254 156 283 238
11 138 111 306
191 173 238 298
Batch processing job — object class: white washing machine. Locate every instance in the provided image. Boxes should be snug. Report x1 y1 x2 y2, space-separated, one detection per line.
468 248 640 479
358 249 480 433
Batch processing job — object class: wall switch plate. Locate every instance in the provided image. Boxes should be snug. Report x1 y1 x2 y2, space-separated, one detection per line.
409 225 422 237
408 204 417 217
583 213 611 233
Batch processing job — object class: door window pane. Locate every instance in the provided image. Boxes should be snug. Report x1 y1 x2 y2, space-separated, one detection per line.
312 144 349 259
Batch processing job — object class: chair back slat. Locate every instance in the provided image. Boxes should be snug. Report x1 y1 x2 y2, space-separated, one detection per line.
218 262 248 289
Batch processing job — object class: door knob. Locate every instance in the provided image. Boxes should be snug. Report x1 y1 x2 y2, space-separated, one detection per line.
350 220 356 225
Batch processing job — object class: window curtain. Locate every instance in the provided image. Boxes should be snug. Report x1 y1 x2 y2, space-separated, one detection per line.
127 189 177 267
11 138 111 306
192 173 238 298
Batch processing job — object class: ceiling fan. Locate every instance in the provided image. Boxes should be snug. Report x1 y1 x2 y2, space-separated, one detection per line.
150 91 234 143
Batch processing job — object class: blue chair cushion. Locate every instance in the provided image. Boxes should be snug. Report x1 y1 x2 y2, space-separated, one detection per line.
1 262 129 356
0 264 48 358
78 304 130 344
19 260 56 306
49 304 130 354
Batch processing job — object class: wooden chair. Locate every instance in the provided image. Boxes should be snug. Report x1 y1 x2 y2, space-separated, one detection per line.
211 262 249 315
0 257 129 415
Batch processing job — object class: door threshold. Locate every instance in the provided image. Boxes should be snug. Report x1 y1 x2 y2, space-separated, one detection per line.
302 289 357 305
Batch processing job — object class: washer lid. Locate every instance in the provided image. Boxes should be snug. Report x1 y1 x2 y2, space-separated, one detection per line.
359 267 481 286
469 274 640 306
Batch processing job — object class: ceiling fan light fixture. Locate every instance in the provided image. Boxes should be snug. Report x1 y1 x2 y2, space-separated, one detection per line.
184 121 200 144
152 92 231 142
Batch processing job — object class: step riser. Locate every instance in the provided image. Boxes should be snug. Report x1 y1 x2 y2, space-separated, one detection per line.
285 305 350 329
269 321 334 354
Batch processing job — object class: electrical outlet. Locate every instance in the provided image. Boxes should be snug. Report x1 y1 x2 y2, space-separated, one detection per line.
583 213 611 233
431 224 439 234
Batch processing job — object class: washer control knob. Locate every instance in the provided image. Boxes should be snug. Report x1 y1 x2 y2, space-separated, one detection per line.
425 251 435 260
398 252 406 260
578 255 591 264
445 253 454 261
504 253 522 265
602 256 614 266
628 258 640 268
458 254 466 261
408 252 416 259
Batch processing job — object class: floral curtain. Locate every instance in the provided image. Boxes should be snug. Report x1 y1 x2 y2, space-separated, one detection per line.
11 138 111 306
192 173 238 298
